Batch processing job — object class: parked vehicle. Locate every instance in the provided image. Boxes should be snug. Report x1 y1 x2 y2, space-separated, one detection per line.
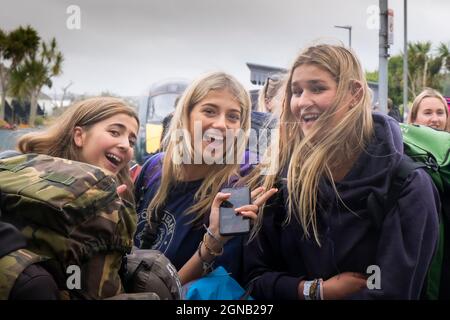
135 79 189 164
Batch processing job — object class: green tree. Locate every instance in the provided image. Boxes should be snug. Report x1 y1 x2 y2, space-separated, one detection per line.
371 42 450 109
0 26 40 121
365 70 378 82
388 55 404 107
406 41 449 97
9 38 63 126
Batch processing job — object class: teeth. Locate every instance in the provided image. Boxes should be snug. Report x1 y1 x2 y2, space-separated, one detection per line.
106 153 122 164
302 114 320 122
204 133 224 142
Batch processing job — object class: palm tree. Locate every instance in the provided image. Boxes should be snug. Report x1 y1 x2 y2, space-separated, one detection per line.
0 26 40 121
406 42 450 97
386 42 450 108
438 42 450 73
9 38 63 126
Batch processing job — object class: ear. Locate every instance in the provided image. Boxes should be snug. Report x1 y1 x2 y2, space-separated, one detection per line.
73 126 85 147
349 80 363 108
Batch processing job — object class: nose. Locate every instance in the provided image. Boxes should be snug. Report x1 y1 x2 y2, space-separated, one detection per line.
117 137 131 151
429 114 440 125
292 92 313 114
211 113 227 131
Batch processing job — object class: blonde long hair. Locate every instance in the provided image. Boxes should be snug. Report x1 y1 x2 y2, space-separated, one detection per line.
17 97 139 203
148 72 251 224
248 44 374 244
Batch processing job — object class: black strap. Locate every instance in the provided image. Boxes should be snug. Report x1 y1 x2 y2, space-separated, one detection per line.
367 156 426 230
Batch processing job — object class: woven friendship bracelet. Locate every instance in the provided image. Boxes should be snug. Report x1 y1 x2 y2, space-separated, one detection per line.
197 241 214 275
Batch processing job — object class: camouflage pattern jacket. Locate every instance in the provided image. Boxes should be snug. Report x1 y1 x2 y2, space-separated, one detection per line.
0 154 137 300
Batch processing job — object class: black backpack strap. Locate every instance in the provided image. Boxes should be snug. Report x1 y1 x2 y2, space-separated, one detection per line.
367 156 426 230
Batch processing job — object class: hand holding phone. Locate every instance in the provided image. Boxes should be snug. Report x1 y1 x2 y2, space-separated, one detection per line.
219 187 251 236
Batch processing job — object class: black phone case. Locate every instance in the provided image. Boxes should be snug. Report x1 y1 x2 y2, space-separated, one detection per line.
219 187 251 236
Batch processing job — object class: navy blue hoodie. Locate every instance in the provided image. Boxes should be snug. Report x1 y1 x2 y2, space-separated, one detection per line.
244 113 440 300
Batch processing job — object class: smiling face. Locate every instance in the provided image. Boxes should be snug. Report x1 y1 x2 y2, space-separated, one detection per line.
290 64 348 137
414 97 448 130
73 113 138 174
188 89 242 160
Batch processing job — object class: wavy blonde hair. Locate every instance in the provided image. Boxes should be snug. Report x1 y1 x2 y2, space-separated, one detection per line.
247 44 374 244
17 97 139 203
408 87 449 130
148 72 251 224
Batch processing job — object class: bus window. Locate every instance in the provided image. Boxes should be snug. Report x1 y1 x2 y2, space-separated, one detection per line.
135 79 188 164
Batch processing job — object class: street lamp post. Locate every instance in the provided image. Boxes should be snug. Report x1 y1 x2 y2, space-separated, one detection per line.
334 25 352 48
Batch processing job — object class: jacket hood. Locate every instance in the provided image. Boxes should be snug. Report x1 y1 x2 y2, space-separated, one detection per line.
339 112 404 186
316 112 406 218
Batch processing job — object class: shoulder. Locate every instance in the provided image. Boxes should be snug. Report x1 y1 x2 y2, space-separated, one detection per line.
134 153 165 197
137 153 164 182
142 152 164 170
9 264 60 300
404 167 439 197
0 150 21 159
395 164 440 220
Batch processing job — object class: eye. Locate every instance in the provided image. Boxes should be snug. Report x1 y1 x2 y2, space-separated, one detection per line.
129 139 136 147
203 108 215 116
228 113 241 122
110 130 120 137
311 86 325 94
292 88 303 97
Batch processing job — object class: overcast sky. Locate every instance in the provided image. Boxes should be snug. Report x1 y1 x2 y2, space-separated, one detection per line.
1 0 449 97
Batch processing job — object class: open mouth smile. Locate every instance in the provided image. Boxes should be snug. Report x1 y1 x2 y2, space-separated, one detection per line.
105 152 123 168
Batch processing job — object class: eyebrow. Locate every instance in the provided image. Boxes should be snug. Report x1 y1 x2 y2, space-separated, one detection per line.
108 123 137 139
202 103 241 113
292 79 327 87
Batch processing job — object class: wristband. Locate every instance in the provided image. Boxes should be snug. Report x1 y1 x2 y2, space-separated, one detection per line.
303 280 314 300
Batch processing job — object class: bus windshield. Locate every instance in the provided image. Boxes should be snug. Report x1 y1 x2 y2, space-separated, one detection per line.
146 93 180 123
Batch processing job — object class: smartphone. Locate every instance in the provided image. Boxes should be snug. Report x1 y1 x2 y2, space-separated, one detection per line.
219 186 251 236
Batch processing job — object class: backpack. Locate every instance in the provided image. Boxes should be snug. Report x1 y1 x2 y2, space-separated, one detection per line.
0 154 137 299
122 248 182 300
367 123 450 300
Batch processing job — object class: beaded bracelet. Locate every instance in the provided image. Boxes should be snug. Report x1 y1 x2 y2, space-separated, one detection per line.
197 241 214 275
310 279 318 300
304 278 324 300
202 232 224 256
312 279 324 300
